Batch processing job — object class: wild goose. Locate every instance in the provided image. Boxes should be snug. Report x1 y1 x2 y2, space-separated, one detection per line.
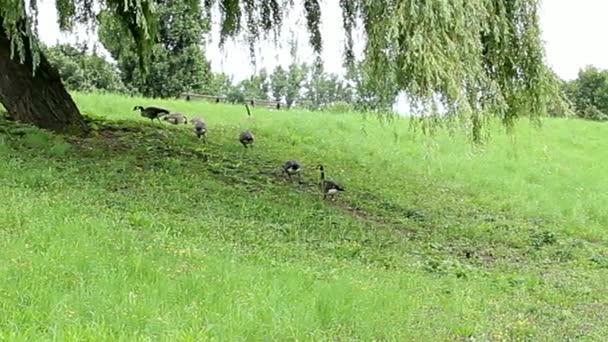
244 103 253 119
192 121 208 142
133 106 169 123
190 116 204 125
162 113 188 125
282 160 302 180
239 131 255 148
317 165 345 200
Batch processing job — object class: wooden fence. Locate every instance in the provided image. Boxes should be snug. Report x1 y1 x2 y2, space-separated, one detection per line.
180 93 283 109
180 93 227 103
244 98 282 109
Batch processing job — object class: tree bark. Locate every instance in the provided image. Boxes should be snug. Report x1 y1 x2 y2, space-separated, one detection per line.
0 16 89 135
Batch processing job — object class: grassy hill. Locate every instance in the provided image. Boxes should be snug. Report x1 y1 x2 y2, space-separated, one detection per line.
1 92 607 340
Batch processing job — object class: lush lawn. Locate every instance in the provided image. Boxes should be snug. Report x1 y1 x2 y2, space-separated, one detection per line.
0 92 607 340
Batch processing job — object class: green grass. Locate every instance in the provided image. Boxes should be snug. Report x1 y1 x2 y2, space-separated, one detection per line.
1 92 607 340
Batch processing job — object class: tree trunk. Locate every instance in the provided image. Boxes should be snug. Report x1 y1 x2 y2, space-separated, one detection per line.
0 16 89 135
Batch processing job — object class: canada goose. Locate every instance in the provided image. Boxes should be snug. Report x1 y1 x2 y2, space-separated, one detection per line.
239 131 255 148
317 165 345 200
162 113 188 125
244 103 253 119
190 116 204 125
193 121 208 142
282 160 302 180
133 106 169 123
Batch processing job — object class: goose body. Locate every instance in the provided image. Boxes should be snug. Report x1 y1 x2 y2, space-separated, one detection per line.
317 165 344 200
134 106 169 122
283 160 302 179
193 121 208 141
162 113 188 125
239 131 255 148
190 116 204 124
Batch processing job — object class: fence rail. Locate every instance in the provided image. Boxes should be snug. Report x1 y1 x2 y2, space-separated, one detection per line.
180 92 283 109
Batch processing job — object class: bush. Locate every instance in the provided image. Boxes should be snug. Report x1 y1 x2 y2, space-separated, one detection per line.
581 105 608 121
45 43 129 94
323 101 354 113
563 66 608 121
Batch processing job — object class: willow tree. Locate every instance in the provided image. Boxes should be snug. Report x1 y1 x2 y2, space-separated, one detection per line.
0 0 551 138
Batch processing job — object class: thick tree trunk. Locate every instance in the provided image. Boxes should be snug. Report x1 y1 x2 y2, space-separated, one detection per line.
0 16 89 135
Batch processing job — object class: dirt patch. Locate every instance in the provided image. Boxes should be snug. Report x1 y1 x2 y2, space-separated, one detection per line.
327 199 419 237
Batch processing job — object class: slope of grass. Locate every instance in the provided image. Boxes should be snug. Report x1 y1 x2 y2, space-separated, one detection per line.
0 92 607 340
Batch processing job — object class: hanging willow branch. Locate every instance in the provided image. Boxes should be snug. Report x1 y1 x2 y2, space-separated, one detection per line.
1 0 160 73
207 0 554 141
0 0 555 141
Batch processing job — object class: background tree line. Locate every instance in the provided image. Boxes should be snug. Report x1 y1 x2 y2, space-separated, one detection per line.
40 0 396 114
45 42 394 113
48 36 608 123
560 66 608 121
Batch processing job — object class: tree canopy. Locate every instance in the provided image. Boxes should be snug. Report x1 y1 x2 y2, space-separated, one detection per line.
45 43 129 94
1 0 555 138
562 66 608 121
98 0 212 98
212 0 554 137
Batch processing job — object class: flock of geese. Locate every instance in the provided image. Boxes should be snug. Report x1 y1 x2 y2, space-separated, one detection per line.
133 104 345 200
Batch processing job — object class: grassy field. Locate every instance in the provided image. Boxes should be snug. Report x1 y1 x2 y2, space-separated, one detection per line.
1 92 607 340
